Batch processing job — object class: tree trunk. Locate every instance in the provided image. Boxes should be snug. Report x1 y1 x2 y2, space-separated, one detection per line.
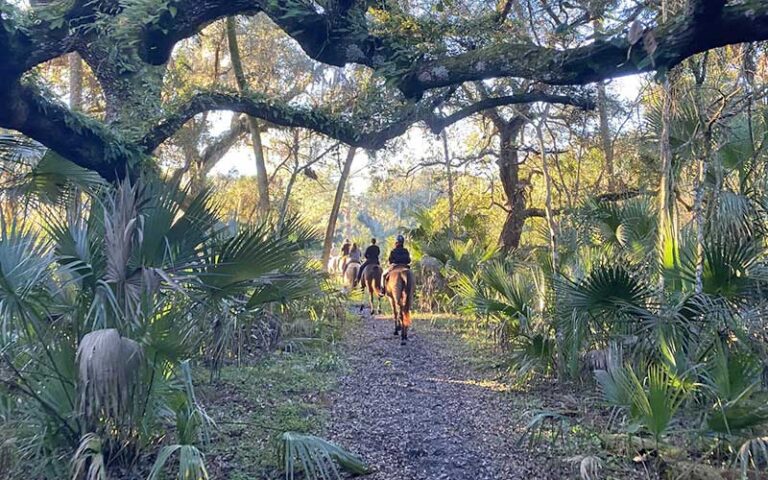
278 168 299 231
226 17 270 215
597 82 615 191
344 180 353 240
497 118 527 252
322 147 357 270
536 106 558 270
593 18 615 192
68 53 83 111
441 130 455 230
79 46 165 131
277 130 301 230
657 0 680 291
691 54 710 295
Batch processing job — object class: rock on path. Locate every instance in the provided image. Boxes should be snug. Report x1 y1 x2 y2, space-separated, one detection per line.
326 312 562 480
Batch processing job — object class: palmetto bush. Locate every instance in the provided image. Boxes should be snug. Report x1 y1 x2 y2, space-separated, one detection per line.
0 176 321 479
454 260 555 378
453 189 768 461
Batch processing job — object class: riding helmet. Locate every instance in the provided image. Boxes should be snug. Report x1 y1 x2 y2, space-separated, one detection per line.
396 234 405 244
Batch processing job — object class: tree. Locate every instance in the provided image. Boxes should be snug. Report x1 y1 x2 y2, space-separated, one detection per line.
227 17 271 214
322 146 357 270
1 0 766 180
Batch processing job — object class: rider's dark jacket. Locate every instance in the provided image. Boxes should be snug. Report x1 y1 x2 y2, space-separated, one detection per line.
364 244 381 263
341 242 351 256
388 245 411 266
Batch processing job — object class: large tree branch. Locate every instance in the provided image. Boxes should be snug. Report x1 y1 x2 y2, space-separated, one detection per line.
0 0 97 78
139 92 380 151
427 92 594 133
397 2 768 97
200 116 249 169
139 0 386 68
4 0 768 104
141 89 591 153
0 82 143 181
134 0 768 99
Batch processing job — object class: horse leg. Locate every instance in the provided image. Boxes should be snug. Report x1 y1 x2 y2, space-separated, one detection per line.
390 297 399 335
367 286 374 314
400 308 411 345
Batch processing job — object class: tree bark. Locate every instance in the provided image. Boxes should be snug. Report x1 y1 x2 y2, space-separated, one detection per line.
226 17 270 215
597 82 615 191
691 54 710 295
68 53 83 111
277 130 301 230
497 118 527 252
657 0 680 290
536 106 558 270
441 129 455 230
322 147 357 270
79 46 165 129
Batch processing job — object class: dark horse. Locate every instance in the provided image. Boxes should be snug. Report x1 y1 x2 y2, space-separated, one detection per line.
359 264 383 314
384 266 414 345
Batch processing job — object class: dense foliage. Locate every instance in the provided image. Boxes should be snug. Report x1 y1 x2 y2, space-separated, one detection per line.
2 0 768 478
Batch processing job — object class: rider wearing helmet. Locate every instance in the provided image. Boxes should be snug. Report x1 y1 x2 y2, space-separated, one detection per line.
380 234 411 295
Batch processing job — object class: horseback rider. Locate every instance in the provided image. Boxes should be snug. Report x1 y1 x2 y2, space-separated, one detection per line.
341 238 351 257
380 234 411 295
354 238 381 286
343 242 361 273
338 238 351 272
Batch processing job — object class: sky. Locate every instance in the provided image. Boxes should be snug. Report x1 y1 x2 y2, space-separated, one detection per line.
210 74 647 195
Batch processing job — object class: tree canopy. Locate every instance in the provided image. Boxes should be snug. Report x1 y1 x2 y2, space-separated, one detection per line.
1 0 766 180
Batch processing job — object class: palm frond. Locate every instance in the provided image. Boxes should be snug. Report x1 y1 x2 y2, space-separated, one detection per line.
147 444 209 480
0 215 53 330
71 433 106 480
557 264 652 321
280 432 369 480
736 437 768 478
76 329 144 425
200 225 300 295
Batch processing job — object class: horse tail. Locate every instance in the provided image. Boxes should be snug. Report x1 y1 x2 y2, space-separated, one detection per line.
403 270 414 311
400 270 414 328
373 265 383 291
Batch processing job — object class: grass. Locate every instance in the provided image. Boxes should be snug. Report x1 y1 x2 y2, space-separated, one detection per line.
197 315 352 480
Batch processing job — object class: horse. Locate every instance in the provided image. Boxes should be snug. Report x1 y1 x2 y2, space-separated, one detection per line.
384 266 414 345
343 261 360 290
327 255 340 274
359 263 383 314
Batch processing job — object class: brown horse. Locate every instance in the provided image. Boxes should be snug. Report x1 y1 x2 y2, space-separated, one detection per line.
384 266 414 345
359 264 383 314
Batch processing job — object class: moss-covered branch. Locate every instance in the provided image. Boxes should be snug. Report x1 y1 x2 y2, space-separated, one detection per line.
397 2 768 97
0 82 146 181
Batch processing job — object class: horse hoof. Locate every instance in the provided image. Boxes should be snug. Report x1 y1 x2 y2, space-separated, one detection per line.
400 340 407 346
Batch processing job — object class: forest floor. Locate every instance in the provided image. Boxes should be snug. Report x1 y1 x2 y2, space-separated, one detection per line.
324 310 640 480
200 308 648 479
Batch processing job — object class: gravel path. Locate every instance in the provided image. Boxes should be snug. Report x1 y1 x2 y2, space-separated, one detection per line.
326 311 562 480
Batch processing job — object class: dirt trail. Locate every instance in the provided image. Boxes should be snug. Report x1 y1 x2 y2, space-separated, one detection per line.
326 312 563 480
